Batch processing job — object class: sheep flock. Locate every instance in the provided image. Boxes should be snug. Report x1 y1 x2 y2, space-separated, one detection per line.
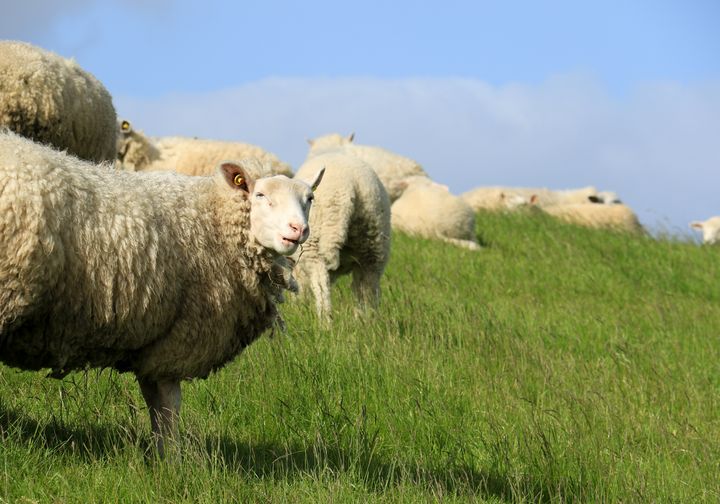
0 40 716 456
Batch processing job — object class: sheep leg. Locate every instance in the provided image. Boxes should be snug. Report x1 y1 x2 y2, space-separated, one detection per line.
307 262 332 322
138 377 182 458
351 266 382 312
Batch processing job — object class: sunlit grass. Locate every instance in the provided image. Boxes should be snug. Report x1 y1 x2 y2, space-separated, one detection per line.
2 211 719 502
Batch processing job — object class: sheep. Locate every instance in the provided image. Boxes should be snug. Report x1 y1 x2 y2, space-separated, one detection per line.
0 40 117 163
307 132 427 202
117 119 293 177
291 151 391 320
461 187 538 212
543 203 643 233
0 130 324 456
391 176 481 250
690 217 720 245
462 185 599 210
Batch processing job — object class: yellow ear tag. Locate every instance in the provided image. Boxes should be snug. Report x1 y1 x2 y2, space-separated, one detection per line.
234 174 245 186
121 121 130 131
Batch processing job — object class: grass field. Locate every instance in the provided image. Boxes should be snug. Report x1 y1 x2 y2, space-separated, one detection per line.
1 211 719 502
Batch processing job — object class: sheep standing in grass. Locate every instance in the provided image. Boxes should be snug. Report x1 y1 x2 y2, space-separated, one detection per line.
307 132 427 202
291 151 391 320
690 217 720 244
117 119 293 177
543 203 643 233
0 131 323 456
0 40 117 163
391 176 481 250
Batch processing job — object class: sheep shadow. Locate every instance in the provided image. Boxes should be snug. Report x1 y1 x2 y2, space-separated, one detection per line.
0 403 578 501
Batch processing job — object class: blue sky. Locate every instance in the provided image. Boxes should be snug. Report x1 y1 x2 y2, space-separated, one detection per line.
3 0 719 235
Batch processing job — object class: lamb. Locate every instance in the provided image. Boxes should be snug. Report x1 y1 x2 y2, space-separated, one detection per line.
462 185 599 210
117 119 293 177
690 217 720 245
0 40 117 163
0 130 324 456
391 176 481 250
543 203 643 233
291 151 391 320
307 132 427 202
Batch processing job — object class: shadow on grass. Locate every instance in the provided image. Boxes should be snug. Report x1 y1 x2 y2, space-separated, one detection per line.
203 434 583 501
0 403 582 501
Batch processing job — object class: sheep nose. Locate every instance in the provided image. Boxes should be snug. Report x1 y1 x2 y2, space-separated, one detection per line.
288 222 306 237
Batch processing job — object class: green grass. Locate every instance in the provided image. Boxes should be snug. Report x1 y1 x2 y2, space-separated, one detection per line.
2 211 719 502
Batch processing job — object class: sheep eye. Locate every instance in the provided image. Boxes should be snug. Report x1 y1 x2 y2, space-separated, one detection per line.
255 192 265 199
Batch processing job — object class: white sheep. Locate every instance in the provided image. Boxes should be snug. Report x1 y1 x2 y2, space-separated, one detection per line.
543 203 643 233
307 132 427 202
462 185 599 210
0 130 324 456
292 151 391 320
391 176 481 250
461 187 538 212
690 217 720 245
0 40 117 163
117 119 293 177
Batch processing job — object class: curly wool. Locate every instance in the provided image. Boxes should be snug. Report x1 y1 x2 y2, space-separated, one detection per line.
292 151 391 317
0 41 117 163
0 131 291 381
307 133 426 202
118 125 293 177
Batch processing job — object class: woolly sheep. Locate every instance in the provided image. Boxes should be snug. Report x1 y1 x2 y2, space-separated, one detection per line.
462 185 598 210
690 217 720 245
0 40 117 163
292 151 391 320
391 176 481 250
461 187 538 212
117 119 293 177
307 132 427 202
0 131 324 456
543 203 643 233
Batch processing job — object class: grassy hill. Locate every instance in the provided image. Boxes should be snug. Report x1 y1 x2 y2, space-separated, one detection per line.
1 211 719 502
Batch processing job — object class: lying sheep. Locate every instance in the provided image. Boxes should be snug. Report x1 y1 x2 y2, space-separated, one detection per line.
690 217 720 244
307 132 427 202
391 176 481 250
0 131 323 456
543 203 643 233
117 119 293 177
462 185 599 210
0 40 117 163
292 151 391 320
461 187 538 212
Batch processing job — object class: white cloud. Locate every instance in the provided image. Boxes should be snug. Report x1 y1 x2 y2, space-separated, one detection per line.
115 74 720 236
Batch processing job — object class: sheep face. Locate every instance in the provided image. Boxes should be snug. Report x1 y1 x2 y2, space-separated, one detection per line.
220 162 325 255
690 217 720 245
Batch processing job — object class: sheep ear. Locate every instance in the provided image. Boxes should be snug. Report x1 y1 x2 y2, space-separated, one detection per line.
530 194 539 205
306 138 314 147
690 221 704 230
307 167 325 191
219 162 255 194
588 195 602 203
348 132 355 143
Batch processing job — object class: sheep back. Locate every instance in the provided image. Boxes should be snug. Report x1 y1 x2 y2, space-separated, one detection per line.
0 41 117 163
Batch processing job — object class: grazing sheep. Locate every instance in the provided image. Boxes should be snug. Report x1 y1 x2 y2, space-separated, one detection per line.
307 132 427 202
462 185 598 210
461 187 538 212
543 203 643 233
117 119 293 177
0 131 323 456
391 176 481 250
0 40 117 163
690 217 720 245
292 151 391 320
